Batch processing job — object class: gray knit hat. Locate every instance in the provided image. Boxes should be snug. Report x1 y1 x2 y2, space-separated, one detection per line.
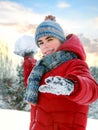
35 15 66 46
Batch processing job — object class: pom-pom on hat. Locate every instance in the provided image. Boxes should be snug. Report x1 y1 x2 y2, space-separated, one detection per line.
35 15 66 46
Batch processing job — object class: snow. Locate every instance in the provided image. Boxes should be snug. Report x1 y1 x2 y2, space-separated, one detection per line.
0 109 30 130
14 34 38 57
0 109 98 130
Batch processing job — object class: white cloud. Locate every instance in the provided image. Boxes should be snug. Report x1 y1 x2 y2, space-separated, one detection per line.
0 1 43 24
57 16 98 39
78 34 98 54
0 1 44 43
78 34 98 66
57 1 71 8
93 17 98 28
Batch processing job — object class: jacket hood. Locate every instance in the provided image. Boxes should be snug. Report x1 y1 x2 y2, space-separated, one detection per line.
57 34 86 61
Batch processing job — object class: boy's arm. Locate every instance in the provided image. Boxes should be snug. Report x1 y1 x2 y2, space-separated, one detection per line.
23 52 36 87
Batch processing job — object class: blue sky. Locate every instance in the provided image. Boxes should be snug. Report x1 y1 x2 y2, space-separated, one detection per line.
0 0 98 66
7 0 98 19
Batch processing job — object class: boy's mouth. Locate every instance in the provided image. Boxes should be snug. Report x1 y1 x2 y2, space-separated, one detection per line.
44 48 55 56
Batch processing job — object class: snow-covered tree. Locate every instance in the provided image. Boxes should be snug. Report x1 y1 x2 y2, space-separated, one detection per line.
90 66 98 83
7 62 29 110
0 40 16 108
88 66 98 119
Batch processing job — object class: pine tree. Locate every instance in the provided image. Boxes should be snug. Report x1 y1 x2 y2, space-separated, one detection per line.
0 40 14 79
0 39 29 110
90 66 98 83
0 40 15 108
8 62 29 110
88 66 98 119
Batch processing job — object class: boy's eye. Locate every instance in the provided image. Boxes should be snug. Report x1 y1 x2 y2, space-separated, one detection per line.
47 37 54 41
37 41 43 46
47 38 53 41
37 36 54 46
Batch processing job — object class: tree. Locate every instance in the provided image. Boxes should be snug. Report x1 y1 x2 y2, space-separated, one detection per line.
90 66 98 83
0 40 29 111
0 40 14 79
7 62 29 110
88 66 98 119
0 40 16 108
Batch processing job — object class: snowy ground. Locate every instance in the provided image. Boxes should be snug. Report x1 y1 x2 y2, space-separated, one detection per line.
0 109 30 130
0 109 98 130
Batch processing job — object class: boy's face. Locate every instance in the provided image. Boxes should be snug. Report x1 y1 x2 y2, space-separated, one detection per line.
37 36 62 56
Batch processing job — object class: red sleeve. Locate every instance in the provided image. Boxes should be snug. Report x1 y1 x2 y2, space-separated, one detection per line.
23 56 36 87
65 59 98 105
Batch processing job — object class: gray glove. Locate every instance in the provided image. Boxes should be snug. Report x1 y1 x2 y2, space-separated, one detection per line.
39 76 74 95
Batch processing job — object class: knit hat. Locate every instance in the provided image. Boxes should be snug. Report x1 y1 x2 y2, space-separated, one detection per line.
35 15 66 46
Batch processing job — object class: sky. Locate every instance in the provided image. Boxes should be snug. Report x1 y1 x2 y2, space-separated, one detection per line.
0 0 98 66
0 109 98 130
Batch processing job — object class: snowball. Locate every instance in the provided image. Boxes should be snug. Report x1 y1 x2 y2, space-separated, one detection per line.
14 35 38 57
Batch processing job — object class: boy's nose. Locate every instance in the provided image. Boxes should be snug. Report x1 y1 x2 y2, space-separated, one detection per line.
42 42 48 48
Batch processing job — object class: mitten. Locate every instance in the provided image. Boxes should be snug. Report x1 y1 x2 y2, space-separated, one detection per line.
39 76 74 95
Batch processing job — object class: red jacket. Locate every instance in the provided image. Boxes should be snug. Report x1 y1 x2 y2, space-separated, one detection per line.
24 34 98 130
